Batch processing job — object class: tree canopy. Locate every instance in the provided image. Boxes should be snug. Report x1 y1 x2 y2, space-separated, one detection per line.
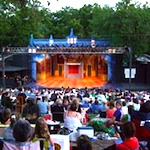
0 0 150 54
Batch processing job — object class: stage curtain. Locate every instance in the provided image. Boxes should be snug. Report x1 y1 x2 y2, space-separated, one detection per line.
69 65 79 74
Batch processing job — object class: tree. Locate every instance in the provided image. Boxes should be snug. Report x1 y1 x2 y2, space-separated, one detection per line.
0 0 150 56
0 0 47 47
104 0 150 54
89 3 114 40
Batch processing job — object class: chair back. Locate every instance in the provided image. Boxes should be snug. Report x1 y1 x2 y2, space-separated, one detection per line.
99 111 106 118
132 110 150 141
2 140 40 150
33 138 61 150
51 105 64 122
15 96 24 114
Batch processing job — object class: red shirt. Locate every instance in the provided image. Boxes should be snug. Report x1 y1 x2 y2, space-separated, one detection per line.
116 137 139 150
106 108 116 118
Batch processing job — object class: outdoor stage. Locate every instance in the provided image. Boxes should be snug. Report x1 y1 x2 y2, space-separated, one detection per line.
37 77 107 89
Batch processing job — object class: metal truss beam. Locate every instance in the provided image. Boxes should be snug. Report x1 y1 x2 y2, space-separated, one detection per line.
2 46 125 55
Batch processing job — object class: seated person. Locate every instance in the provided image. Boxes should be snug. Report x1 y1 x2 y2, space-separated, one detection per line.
3 115 17 141
80 107 90 123
106 100 116 119
13 119 32 142
0 119 40 150
112 101 123 122
38 96 49 115
72 96 90 123
64 101 82 131
91 97 102 114
99 101 107 118
1 92 12 110
139 100 150 113
88 118 118 137
22 98 40 124
51 99 64 122
107 101 124 127
62 96 69 111
31 117 54 149
0 108 11 125
131 107 150 144
71 97 81 113
16 88 27 105
116 121 139 150
77 134 92 150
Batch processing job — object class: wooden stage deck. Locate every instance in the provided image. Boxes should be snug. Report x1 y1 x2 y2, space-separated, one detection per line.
37 77 107 89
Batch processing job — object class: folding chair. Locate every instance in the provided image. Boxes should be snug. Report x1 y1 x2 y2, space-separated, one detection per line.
2 140 40 150
51 105 64 122
15 96 24 114
33 138 61 150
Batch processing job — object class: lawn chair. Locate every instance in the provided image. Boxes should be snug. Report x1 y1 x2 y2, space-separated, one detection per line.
51 105 64 122
0 139 40 150
15 96 24 114
33 138 61 150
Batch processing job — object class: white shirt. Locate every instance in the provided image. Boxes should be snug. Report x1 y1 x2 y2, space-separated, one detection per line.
122 106 128 115
64 116 82 131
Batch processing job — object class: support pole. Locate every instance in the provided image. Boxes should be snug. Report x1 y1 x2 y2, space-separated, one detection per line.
129 47 132 92
2 48 5 88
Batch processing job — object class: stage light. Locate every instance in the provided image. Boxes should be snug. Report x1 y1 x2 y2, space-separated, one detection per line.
91 36 96 48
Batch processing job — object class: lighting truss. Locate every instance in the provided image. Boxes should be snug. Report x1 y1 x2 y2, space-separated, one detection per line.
2 46 125 55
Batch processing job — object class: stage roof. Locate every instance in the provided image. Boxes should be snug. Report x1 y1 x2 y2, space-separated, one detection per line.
0 66 29 72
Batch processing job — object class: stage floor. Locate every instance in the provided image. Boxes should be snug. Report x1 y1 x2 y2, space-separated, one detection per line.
25 78 150 90
37 77 107 89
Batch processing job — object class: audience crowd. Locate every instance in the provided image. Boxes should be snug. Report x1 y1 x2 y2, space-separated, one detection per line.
0 86 150 149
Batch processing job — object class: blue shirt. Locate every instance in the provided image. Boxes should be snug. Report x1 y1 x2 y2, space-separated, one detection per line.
38 101 49 114
91 103 102 114
114 108 122 121
3 127 15 141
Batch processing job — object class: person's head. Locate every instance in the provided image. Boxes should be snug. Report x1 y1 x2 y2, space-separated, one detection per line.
13 119 32 142
70 101 79 111
133 98 139 104
102 101 106 106
122 101 126 107
56 98 63 106
34 117 50 139
77 134 92 150
116 101 122 109
94 97 99 104
42 96 46 102
108 100 115 109
128 105 134 115
72 97 80 104
63 98 69 105
9 114 17 128
3 108 11 118
18 88 23 92
4 92 9 97
27 98 35 105
122 121 136 139
0 108 12 124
